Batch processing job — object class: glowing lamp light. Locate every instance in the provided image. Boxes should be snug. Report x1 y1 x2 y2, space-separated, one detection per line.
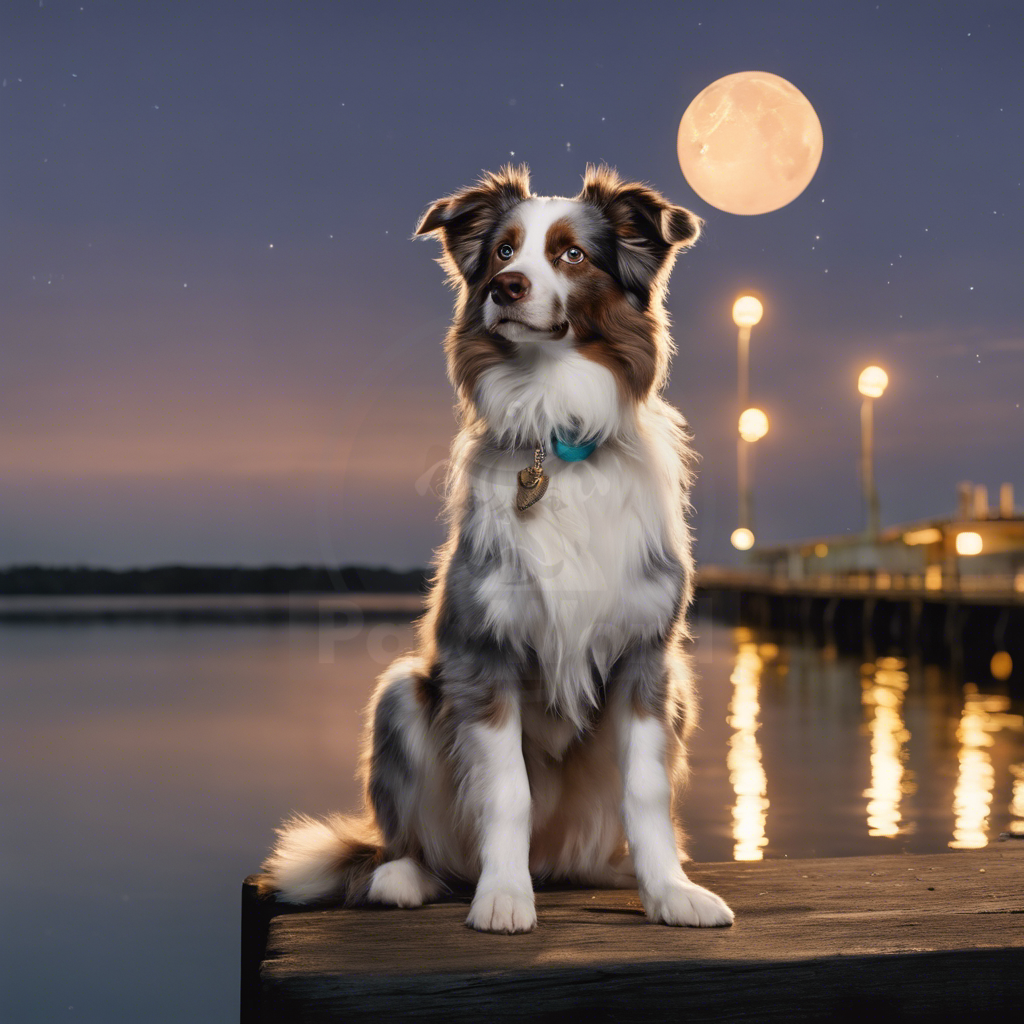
991 652 1013 682
903 527 943 546
858 366 889 399
731 527 755 551
955 531 983 556
732 295 763 327
738 407 770 442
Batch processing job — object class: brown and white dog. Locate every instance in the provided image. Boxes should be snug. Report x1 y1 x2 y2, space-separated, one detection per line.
263 165 734 932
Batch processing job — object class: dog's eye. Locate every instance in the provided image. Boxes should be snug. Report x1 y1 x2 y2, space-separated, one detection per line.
497 244 514 261
560 247 585 265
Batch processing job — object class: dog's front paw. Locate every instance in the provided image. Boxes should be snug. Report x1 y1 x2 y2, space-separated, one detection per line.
641 879 734 928
466 886 537 934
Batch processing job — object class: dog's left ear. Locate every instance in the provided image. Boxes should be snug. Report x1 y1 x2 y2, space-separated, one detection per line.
578 164 702 299
415 165 532 282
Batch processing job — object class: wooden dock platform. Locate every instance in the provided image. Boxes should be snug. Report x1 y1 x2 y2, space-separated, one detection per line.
242 847 1024 1022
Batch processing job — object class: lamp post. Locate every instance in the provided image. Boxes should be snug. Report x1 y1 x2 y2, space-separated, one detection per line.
858 365 888 541
732 296 765 550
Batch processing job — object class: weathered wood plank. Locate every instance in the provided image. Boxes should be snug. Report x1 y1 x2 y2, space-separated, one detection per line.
245 848 1024 1022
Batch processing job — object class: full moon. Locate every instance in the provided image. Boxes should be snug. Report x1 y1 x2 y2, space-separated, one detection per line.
677 71 823 216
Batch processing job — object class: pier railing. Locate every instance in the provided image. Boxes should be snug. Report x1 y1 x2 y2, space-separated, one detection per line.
698 566 1024 606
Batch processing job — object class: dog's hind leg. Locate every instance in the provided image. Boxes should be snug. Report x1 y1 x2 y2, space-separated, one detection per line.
365 659 424 849
367 856 443 907
264 657 437 906
363 658 444 906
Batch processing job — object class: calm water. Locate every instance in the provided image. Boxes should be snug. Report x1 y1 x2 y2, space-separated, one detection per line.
2 613 1023 1022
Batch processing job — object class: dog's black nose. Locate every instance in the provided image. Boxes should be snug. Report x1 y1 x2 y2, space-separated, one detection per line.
490 272 531 306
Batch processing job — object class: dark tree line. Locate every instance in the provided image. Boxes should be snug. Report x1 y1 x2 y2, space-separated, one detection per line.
0 565 428 596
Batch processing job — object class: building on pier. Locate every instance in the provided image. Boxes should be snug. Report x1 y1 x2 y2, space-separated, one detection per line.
750 482 1024 593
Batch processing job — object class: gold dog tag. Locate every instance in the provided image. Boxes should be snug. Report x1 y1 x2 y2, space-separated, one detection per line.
516 466 548 512
515 443 548 514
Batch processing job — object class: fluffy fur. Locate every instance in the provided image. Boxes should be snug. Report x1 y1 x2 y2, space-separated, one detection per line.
263 165 734 932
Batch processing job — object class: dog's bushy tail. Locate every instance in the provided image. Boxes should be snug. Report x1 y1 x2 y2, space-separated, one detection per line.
261 812 384 906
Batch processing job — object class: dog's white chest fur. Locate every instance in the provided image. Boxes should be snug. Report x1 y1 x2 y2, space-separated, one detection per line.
462 349 688 730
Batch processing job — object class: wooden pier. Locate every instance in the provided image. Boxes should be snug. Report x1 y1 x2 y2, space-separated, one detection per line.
697 568 1024 686
242 847 1024 1022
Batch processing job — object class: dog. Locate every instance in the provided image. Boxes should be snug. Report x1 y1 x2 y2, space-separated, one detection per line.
263 164 734 933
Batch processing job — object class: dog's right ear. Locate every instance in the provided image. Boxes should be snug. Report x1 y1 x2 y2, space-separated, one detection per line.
415 165 531 282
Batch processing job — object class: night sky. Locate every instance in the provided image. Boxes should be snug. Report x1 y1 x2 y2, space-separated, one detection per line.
3 1 1021 570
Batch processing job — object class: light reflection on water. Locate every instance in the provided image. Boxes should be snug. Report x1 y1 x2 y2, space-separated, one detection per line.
2 614 1024 1022
861 656 913 838
710 638 1024 862
726 634 769 860
1010 763 1024 835
949 687 1024 849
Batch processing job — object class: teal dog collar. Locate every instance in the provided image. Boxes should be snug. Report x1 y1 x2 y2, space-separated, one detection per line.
550 428 598 462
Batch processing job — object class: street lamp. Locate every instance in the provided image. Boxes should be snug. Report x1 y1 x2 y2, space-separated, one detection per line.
732 296 765 549
739 407 769 442
731 527 755 551
858 365 888 540
955 531 983 556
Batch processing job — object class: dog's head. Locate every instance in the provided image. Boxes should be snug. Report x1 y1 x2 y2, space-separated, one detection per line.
416 164 701 409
